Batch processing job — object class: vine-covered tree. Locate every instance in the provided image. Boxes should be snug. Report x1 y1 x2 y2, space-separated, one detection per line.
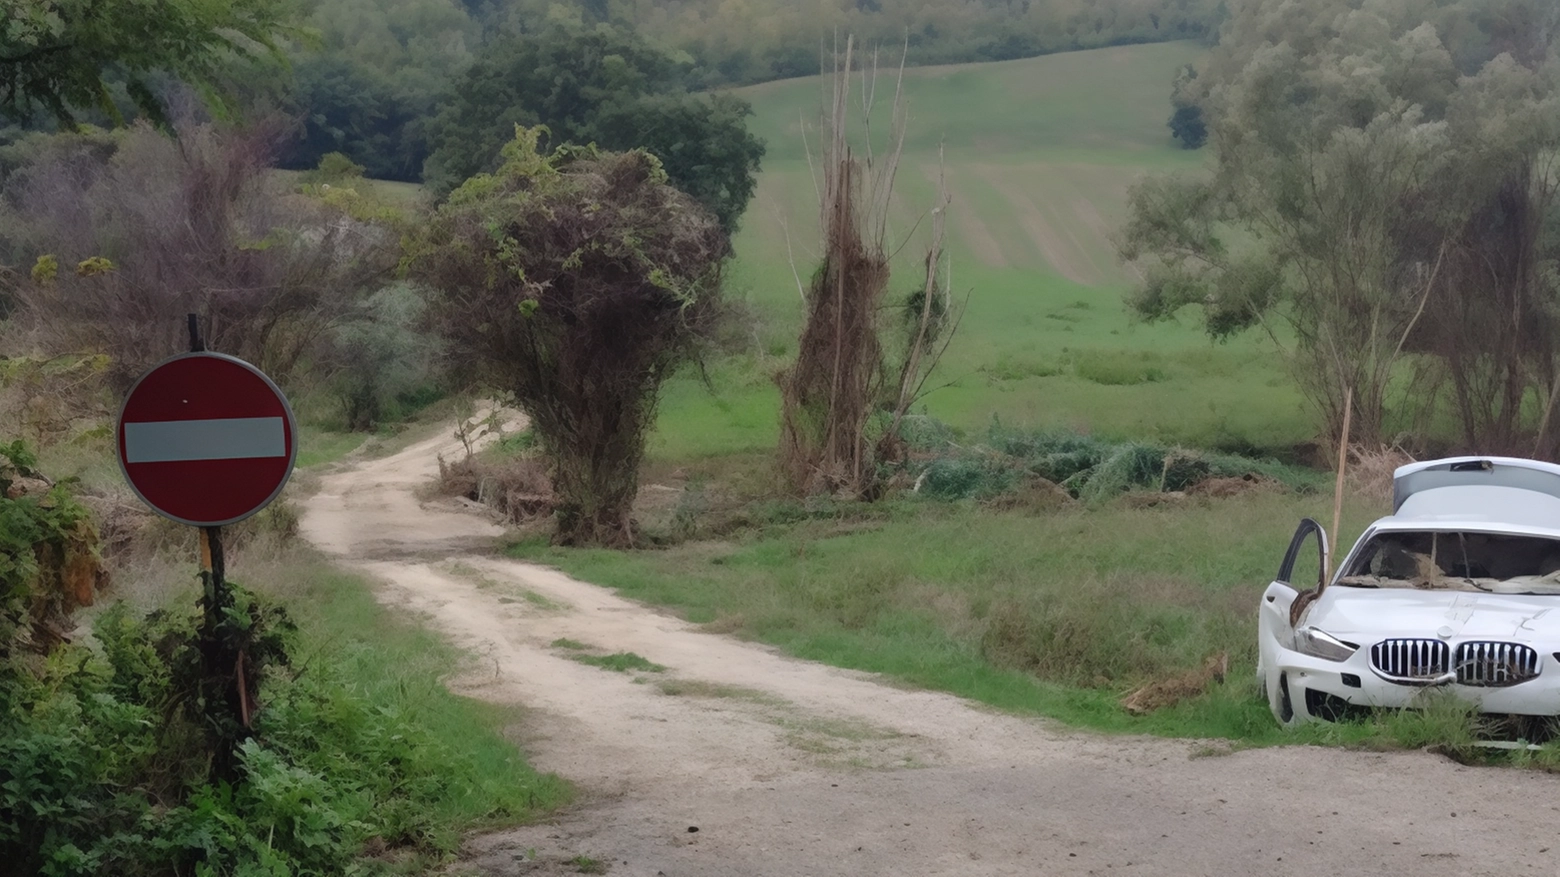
0 0 292 125
409 128 728 546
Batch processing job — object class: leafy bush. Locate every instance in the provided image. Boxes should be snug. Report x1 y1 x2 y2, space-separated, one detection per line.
0 588 553 875
300 151 366 185
319 283 444 431
0 440 104 659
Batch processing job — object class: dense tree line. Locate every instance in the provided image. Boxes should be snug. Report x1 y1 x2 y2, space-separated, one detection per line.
273 0 1222 183
6 0 1220 209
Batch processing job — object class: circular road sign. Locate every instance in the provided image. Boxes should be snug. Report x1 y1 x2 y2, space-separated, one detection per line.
116 352 298 527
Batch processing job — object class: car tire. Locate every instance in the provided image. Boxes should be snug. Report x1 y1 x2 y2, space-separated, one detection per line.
1277 673 1294 724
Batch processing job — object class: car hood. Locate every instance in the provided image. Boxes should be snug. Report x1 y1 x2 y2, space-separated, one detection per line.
1307 587 1560 644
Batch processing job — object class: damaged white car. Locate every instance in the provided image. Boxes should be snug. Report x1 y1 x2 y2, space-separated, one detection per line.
1260 456 1560 738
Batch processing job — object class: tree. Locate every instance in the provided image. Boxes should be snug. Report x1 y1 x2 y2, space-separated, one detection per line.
421 22 764 234
408 128 728 547
1119 0 1560 452
0 0 292 126
1166 64 1205 148
1167 104 1206 149
275 0 478 181
1421 52 1560 456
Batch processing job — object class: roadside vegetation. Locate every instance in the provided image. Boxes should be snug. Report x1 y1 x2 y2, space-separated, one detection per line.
1 441 569 874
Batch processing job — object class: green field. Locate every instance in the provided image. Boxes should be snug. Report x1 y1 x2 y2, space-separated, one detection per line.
651 41 1313 464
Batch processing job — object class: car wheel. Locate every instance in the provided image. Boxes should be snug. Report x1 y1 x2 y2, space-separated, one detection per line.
1277 673 1294 724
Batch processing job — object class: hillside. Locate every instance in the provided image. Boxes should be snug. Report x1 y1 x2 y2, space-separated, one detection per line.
655 42 1310 461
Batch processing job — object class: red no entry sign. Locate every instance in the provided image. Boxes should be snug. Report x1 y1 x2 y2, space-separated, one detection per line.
116 352 297 527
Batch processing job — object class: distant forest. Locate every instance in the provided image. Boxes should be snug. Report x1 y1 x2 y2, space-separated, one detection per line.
2 0 1220 184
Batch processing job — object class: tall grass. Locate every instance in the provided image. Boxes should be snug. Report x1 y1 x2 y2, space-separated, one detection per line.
511 491 1381 740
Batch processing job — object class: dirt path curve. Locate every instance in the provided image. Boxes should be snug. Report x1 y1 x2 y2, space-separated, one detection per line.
299 416 1560 877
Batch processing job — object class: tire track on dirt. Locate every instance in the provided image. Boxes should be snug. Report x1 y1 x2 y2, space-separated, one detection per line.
298 413 1560 877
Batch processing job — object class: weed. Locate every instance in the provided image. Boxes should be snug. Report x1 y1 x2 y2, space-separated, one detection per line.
1073 351 1168 386
981 355 1062 382
570 652 667 673
570 854 608 874
519 589 566 610
657 679 782 705
551 638 590 650
494 428 540 456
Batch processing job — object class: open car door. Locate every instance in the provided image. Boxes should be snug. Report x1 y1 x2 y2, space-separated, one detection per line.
1258 518 1328 723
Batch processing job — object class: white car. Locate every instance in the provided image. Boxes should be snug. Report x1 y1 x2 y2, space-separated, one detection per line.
1259 456 1560 738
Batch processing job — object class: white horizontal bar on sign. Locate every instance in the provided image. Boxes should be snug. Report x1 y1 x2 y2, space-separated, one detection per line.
124 417 286 464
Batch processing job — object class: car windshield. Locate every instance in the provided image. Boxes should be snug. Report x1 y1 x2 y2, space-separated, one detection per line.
1337 531 1560 595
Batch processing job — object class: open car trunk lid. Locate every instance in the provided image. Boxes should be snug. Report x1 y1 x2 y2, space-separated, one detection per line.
1393 457 1560 514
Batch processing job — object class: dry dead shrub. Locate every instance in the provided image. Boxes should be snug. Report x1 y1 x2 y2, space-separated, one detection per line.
1345 444 1416 502
1185 473 1281 498
778 37 955 498
0 347 114 448
436 455 556 524
1115 490 1189 509
69 481 301 577
3 120 395 393
978 476 1074 514
74 492 160 562
1120 652 1229 715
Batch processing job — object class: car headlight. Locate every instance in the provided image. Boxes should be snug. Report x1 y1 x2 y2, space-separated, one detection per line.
1294 627 1359 662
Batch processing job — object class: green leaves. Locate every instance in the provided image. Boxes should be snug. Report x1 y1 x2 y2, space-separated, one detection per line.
0 441 99 661
0 0 295 126
421 22 764 235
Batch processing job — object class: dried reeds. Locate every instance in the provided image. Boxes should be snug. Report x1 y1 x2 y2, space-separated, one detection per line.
779 36 955 497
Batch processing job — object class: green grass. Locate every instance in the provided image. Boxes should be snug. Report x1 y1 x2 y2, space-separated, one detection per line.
89 550 573 856
295 425 367 468
568 854 609 874
249 556 572 832
568 651 667 673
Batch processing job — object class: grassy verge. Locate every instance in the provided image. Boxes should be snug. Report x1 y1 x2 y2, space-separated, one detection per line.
505 489 1525 752
78 521 572 870
295 425 368 469
247 552 573 835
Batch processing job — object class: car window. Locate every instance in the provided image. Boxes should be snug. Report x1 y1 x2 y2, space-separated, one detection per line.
1340 531 1560 594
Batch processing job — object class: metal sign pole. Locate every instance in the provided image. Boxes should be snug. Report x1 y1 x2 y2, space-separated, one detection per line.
184 313 251 753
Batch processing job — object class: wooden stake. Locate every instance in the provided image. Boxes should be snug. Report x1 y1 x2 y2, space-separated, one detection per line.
199 527 212 573
1328 387 1354 581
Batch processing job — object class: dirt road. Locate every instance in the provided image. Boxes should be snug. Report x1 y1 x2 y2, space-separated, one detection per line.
299 417 1560 877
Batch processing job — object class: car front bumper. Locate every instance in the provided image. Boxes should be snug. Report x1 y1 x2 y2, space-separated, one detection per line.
1273 646 1560 722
